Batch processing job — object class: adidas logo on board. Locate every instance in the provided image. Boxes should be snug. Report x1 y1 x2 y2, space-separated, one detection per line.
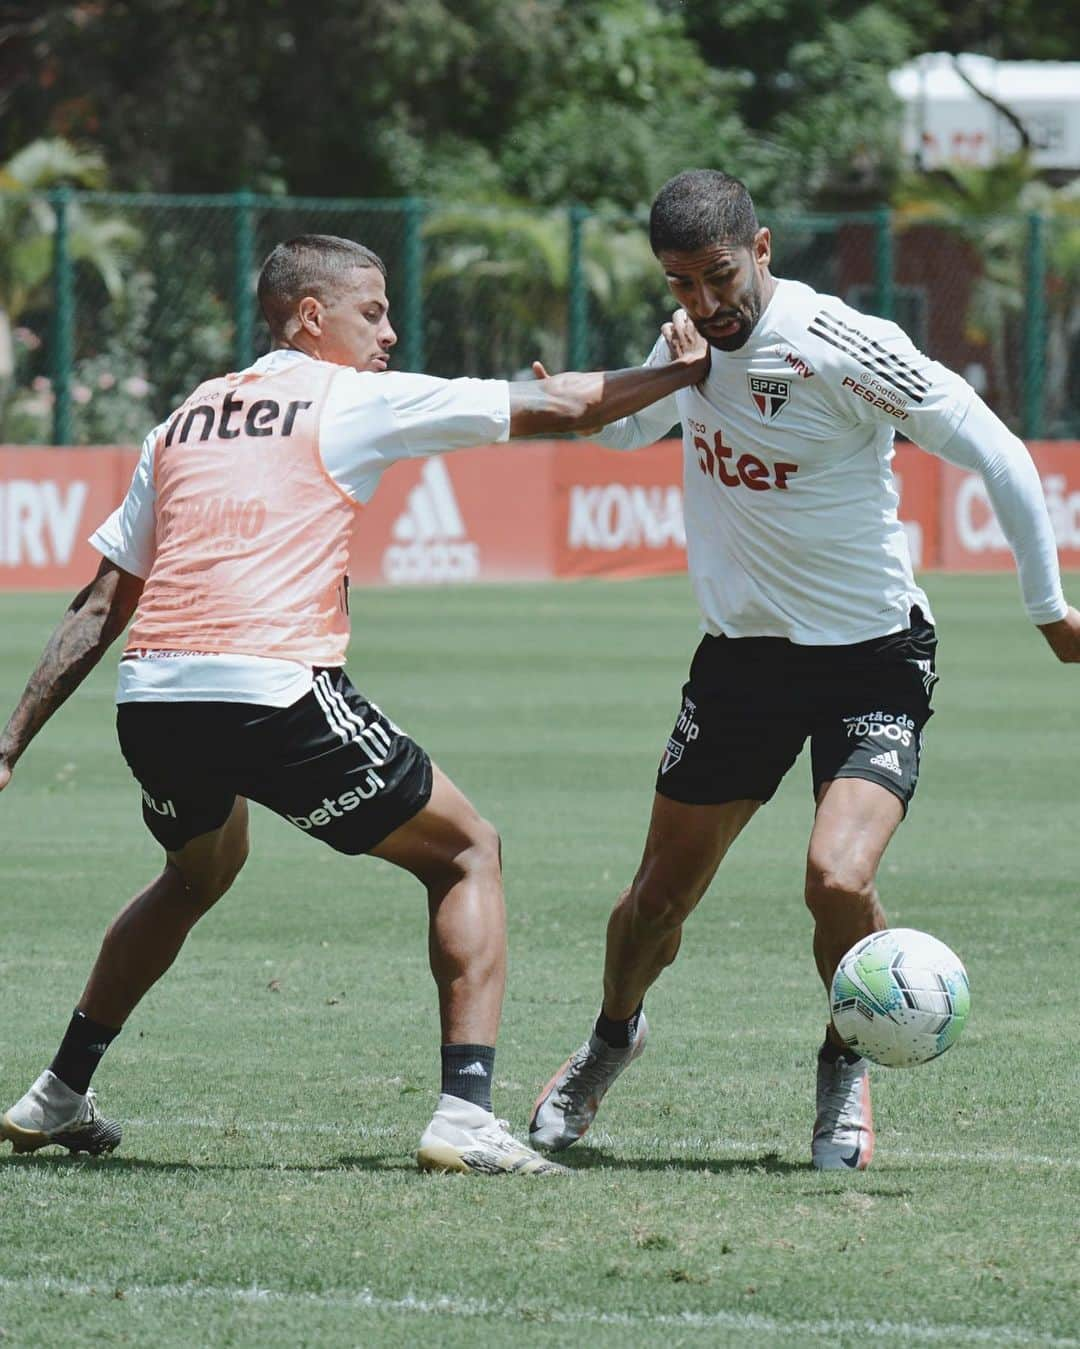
382 459 480 584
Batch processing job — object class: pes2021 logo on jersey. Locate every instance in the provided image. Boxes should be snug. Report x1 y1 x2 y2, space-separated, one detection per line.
748 375 790 423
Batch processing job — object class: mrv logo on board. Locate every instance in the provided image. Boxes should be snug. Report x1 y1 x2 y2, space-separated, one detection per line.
0 480 89 567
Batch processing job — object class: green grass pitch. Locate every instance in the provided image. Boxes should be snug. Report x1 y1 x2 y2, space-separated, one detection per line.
0 574 1077 1347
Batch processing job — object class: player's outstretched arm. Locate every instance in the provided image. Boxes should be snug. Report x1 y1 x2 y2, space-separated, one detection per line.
508 313 707 438
0 558 143 791
528 310 696 445
1037 607 1080 663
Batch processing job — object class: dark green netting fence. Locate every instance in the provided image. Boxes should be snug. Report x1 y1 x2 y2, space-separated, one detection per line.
3 190 1076 445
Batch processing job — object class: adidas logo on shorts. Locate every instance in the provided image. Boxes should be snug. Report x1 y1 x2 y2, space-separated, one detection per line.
869 748 902 776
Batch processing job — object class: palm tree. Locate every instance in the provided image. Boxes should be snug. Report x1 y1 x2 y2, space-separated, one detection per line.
893 154 1038 427
895 156 1080 434
0 137 140 420
1032 178 1080 435
423 207 572 375
892 153 1080 433
421 204 664 377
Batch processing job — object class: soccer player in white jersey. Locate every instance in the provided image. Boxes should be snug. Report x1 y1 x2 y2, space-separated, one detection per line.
530 171 1080 1169
0 234 709 1176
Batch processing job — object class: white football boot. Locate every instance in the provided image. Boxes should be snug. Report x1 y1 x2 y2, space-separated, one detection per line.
1 1069 122 1157
417 1094 569 1175
530 1013 648 1152
812 1041 875 1171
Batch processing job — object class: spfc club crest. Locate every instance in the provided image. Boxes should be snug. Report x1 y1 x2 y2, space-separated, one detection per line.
748 374 790 422
660 739 684 774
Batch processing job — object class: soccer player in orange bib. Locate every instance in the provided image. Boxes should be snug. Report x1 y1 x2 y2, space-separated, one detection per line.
530 172 1080 1170
0 233 709 1175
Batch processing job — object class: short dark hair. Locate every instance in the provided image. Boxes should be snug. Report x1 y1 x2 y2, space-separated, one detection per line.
257 234 386 335
649 171 759 255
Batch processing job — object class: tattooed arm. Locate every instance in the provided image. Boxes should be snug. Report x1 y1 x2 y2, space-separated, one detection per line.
0 558 144 791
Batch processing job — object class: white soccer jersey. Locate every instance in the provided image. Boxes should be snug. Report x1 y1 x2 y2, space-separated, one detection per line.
594 278 1065 644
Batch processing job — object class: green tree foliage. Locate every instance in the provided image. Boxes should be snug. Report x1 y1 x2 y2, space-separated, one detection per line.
494 2 746 209
897 0 1080 61
7 0 1075 211
0 139 138 325
4 0 1077 441
671 1 917 206
0 137 140 436
8 1 731 209
422 203 666 375
0 0 881 210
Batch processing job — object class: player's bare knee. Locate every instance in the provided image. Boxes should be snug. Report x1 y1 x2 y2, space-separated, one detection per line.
472 816 502 874
173 843 247 911
804 862 876 922
218 834 250 893
205 837 248 902
628 876 695 937
443 814 499 885
420 815 502 894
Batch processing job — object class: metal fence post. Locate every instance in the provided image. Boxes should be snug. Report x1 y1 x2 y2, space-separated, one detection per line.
50 186 75 445
1023 211 1046 440
874 205 895 322
402 197 426 372
233 189 256 370
567 204 589 369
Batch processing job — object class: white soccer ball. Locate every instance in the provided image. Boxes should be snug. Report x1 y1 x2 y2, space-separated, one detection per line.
830 928 970 1068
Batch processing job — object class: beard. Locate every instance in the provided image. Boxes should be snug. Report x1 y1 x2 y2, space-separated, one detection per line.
699 314 754 351
693 281 764 352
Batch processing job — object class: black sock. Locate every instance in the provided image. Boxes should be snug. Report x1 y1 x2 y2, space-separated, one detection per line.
49 1010 121 1095
594 1002 643 1050
441 1043 495 1113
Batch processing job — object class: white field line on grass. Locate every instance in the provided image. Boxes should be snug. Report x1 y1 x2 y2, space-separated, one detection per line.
0 1274 1074 1347
122 1117 1079 1170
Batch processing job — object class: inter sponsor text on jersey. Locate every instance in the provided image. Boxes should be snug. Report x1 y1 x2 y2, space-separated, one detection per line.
648 280 975 645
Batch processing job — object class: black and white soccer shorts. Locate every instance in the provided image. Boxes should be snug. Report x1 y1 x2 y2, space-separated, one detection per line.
117 667 433 854
655 608 938 811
